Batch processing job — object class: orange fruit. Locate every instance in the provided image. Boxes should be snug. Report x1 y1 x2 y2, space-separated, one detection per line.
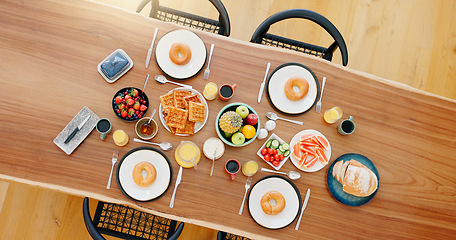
241 125 256 139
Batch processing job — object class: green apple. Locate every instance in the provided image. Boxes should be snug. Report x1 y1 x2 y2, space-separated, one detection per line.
223 131 233 138
235 105 249 119
231 132 246 145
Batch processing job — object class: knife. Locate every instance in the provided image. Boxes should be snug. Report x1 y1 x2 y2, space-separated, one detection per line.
64 115 91 144
295 188 310 230
145 28 158 68
257 62 271 103
170 166 183 208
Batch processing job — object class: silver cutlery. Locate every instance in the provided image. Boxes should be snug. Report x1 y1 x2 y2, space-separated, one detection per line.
265 112 303 125
295 188 310 230
203 44 214 79
315 77 326 113
238 176 252 215
64 115 91 144
106 150 118 189
170 166 183 208
141 74 149 96
210 146 218 176
143 108 156 128
154 75 192 89
145 28 158 68
258 62 271 103
261 168 301 180
133 138 172 151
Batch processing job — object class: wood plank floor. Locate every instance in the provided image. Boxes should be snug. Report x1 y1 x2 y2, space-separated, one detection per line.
1 0 455 239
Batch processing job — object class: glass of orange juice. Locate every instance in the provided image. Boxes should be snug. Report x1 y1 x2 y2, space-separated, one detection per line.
323 107 343 124
203 82 218 100
176 141 200 169
242 161 259 176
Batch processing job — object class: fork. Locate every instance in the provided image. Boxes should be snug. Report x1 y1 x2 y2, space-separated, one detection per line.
106 150 118 189
238 176 252 215
203 44 215 79
315 77 326 113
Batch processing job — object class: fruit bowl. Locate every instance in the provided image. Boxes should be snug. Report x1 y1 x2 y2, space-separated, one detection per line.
112 87 149 122
215 103 260 147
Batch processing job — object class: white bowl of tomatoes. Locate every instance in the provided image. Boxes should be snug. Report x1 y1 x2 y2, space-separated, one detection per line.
257 133 291 170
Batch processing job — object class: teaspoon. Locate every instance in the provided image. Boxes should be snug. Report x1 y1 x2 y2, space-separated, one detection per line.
261 167 301 180
154 75 192 89
133 138 173 151
265 112 303 125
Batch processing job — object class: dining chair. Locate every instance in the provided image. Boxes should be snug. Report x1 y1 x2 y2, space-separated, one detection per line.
217 231 250 240
83 197 184 240
250 9 348 66
136 0 231 37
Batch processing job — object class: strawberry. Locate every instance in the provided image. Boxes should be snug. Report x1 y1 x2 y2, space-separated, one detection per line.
128 108 135 117
140 104 147 112
131 88 139 97
125 95 131 101
117 103 125 110
115 96 123 104
120 109 127 118
127 98 135 106
133 101 140 110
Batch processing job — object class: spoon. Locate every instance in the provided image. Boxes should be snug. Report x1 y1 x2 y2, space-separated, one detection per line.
154 75 192 89
261 167 301 180
266 112 303 125
133 138 173 151
210 146 218 176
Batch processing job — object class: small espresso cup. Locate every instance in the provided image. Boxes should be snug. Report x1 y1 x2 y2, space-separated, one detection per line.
338 116 356 135
96 118 111 140
219 84 236 101
225 159 240 180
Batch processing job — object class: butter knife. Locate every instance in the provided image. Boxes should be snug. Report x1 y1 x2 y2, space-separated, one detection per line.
257 62 271 103
295 188 310 230
64 115 90 144
170 166 183 208
145 28 158 68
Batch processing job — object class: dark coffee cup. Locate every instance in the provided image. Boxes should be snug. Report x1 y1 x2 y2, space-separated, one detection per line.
225 159 240 180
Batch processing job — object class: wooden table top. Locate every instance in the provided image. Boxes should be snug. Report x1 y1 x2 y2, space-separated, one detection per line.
1 0 455 239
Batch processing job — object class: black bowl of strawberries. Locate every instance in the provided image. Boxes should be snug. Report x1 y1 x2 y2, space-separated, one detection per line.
112 87 149 122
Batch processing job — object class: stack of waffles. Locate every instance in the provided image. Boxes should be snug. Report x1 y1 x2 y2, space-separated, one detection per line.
160 90 206 135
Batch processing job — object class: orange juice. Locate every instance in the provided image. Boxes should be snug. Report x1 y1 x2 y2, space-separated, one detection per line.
113 130 129 146
324 107 343 124
175 141 201 168
242 161 259 176
203 82 217 100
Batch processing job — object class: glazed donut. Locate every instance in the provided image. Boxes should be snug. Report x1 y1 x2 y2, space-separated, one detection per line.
284 77 309 101
169 42 192 65
260 190 286 215
132 161 157 187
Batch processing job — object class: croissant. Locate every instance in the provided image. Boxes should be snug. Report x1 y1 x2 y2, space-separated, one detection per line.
332 159 378 197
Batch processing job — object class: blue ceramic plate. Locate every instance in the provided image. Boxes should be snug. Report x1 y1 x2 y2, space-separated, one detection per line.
326 153 379 206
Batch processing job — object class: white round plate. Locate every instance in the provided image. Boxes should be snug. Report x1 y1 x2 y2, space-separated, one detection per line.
159 87 209 136
248 176 301 229
266 63 319 115
155 29 207 80
117 147 172 201
289 129 332 172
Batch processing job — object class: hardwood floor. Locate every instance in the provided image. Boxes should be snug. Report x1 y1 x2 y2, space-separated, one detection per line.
1 0 455 239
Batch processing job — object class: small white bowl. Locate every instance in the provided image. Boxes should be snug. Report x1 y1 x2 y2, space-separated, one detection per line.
256 133 290 170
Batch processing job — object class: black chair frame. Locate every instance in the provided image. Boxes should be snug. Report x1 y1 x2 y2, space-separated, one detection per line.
137 0 230 36
83 197 184 240
251 9 348 66
217 231 250 240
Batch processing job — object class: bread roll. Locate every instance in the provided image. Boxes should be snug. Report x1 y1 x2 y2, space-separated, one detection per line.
332 159 378 197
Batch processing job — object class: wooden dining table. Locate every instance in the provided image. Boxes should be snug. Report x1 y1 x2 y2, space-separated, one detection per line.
1 0 455 239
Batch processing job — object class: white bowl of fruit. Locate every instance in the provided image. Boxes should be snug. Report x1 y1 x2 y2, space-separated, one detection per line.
215 103 260 147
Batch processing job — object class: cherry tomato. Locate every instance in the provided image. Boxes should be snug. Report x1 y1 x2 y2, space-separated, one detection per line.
261 148 268 156
272 160 280 167
280 154 285 161
264 154 270 162
273 149 278 154
274 154 280 161
268 148 274 155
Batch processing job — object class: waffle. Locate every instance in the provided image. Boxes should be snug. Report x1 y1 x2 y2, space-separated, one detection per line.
173 90 192 109
165 106 188 129
176 120 195 135
160 92 174 110
183 94 201 109
188 102 206 122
